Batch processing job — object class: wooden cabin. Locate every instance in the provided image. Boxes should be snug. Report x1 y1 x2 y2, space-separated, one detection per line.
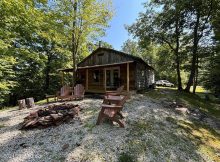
60 48 154 93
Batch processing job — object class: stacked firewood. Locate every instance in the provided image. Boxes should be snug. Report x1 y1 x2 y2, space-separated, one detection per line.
21 104 80 129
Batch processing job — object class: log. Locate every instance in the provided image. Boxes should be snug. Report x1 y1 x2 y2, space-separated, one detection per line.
18 99 26 110
26 97 35 108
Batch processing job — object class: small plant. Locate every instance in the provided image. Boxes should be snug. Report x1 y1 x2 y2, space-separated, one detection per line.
166 117 177 124
84 122 95 131
118 152 135 162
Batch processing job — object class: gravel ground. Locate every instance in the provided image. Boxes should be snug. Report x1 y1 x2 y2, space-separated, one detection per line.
0 95 216 162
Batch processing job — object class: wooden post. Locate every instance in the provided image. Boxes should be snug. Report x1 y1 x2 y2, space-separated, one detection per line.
104 68 106 92
127 63 130 92
61 72 64 86
86 69 88 91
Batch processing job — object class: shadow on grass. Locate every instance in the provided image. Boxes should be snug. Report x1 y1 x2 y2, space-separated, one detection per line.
145 87 220 118
177 119 220 162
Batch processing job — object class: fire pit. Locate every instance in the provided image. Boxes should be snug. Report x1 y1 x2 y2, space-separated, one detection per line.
21 104 81 129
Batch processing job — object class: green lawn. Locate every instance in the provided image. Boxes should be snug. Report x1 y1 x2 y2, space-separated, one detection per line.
147 86 220 118
145 87 220 161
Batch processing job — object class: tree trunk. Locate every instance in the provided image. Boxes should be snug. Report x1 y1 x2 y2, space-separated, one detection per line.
174 11 182 91
176 56 182 90
185 11 200 92
72 1 77 87
26 97 35 108
18 99 26 110
45 54 51 92
193 56 199 93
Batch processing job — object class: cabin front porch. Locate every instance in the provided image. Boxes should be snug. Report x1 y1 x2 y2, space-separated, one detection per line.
58 61 136 94
77 61 135 93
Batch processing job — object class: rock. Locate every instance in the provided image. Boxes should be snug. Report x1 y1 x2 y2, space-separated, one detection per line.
21 103 80 129
19 143 29 148
30 111 38 117
175 107 190 115
62 144 69 151
50 114 61 120
176 104 183 108
76 142 81 146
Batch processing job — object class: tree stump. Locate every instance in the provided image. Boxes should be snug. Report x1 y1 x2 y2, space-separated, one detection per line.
26 97 35 108
18 99 26 110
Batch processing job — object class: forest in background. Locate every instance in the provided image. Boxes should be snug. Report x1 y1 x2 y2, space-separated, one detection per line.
0 0 113 107
1 0 220 107
122 0 220 95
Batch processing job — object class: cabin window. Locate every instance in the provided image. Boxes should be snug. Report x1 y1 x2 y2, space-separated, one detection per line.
93 70 100 83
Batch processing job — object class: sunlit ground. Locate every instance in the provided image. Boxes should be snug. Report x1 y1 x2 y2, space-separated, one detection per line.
0 88 220 161
156 85 207 93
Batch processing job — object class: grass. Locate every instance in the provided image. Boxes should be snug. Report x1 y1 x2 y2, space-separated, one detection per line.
130 120 153 136
0 124 5 128
84 122 96 131
166 116 177 124
0 98 48 112
190 86 207 93
0 106 17 112
118 152 135 162
36 99 48 105
145 87 220 161
177 120 220 162
145 87 220 118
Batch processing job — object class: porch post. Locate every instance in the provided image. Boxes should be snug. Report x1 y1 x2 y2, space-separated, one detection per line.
86 69 88 91
127 63 129 92
104 68 106 92
61 72 64 86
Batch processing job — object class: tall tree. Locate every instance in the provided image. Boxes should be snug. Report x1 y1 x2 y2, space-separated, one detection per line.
0 0 49 105
127 0 186 90
184 0 215 92
203 2 220 96
121 39 140 55
121 39 156 65
56 0 113 86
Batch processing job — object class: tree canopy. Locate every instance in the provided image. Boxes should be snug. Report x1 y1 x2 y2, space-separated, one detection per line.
0 0 113 107
126 0 220 94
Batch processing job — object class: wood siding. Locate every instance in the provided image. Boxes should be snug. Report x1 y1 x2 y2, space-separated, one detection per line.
76 48 154 92
78 49 135 67
77 63 135 93
135 62 154 90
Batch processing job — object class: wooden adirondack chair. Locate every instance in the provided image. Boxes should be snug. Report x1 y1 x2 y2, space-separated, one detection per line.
56 85 73 101
71 84 85 100
96 95 127 128
105 85 124 96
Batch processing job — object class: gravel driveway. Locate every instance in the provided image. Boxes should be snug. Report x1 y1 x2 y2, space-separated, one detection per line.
0 95 217 162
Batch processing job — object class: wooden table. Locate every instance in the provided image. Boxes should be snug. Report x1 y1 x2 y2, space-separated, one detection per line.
46 95 57 103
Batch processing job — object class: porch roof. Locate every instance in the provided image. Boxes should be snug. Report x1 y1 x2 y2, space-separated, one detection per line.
58 61 134 72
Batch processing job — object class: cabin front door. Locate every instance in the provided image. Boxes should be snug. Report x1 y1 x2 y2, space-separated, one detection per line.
105 67 120 90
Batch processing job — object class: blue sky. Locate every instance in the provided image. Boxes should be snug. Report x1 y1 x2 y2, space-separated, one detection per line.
102 0 147 50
